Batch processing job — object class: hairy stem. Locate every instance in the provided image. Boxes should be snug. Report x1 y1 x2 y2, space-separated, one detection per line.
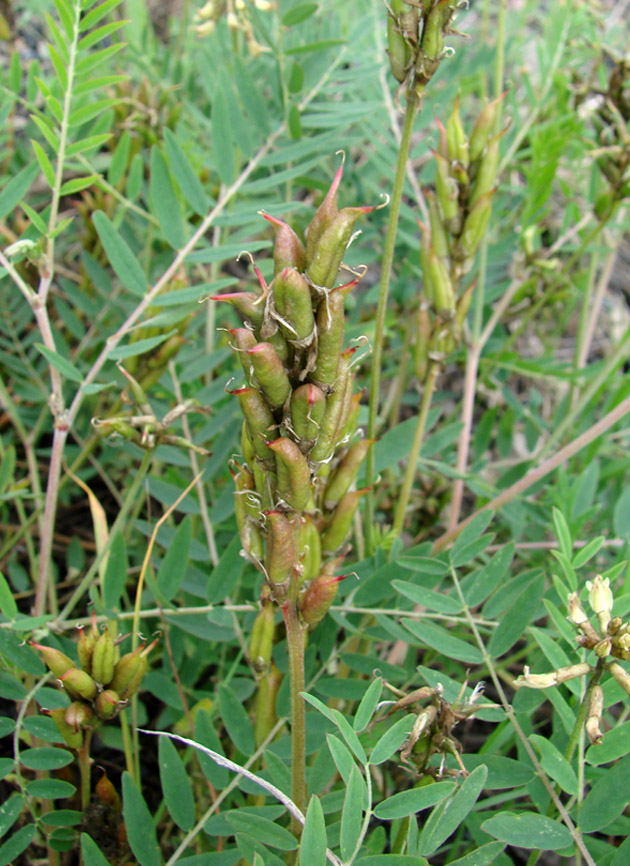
392 361 439 539
365 86 420 553
284 596 306 838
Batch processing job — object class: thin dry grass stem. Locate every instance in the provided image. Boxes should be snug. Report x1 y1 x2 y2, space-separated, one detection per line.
435 392 630 552
448 275 524 533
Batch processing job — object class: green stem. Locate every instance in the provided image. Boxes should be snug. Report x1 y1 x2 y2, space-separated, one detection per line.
392 362 439 539
365 85 420 554
284 595 306 839
79 728 93 811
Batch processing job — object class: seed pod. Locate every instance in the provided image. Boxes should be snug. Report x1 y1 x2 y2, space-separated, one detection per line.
47 708 83 749
267 438 311 511
30 642 75 680
419 224 434 305
341 391 362 441
321 488 368 555
260 212 306 275
241 421 257 466
60 668 98 702
95 689 120 720
609 662 630 696
310 290 346 388
109 647 145 698
299 573 345 626
91 628 115 686
428 246 456 319
310 348 354 462
299 515 322 583
290 383 326 444
247 343 291 409
433 150 460 233
458 189 494 260
232 387 276 461
77 616 98 674
65 701 94 731
95 770 121 809
419 0 444 66
447 96 469 168
273 267 315 341
307 206 374 289
585 685 604 745
469 129 503 208
324 439 372 510
255 662 283 747
426 190 449 260
414 304 432 381
387 2 414 83
265 511 296 585
210 291 264 331
435 116 449 161
305 160 344 267
230 327 258 384
248 602 275 673
236 462 262 521
469 93 505 163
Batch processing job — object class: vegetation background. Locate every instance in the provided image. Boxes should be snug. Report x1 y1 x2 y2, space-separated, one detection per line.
1 0 630 865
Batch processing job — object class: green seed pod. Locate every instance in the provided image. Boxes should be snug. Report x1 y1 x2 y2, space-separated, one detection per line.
453 283 475 341
260 211 306 275
109 648 145 698
269 327 291 363
30 642 75 680
469 129 503 208
323 439 373 510
121 656 148 700
340 390 362 442
458 189 494 260
290 383 326 444
426 190 449 260
241 421 256 466
267 438 311 511
95 689 120 720
253 459 278 512
230 327 258 385
435 116 449 161
414 304 432 382
469 93 505 163
233 467 261 559
273 267 315 341
265 510 296 585
232 387 276 461
310 290 346 388
419 224 434 305
387 3 414 83
428 246 456 319
433 150 460 233
305 161 343 267
237 462 262 520
447 96 469 168
321 488 367 555
60 668 98 702
248 602 275 673
47 708 83 749
307 206 374 289
91 628 115 686
65 701 94 731
299 515 322 583
77 618 98 675
419 0 444 65
254 662 283 747
299 574 344 626
247 343 291 409
210 291 264 331
310 348 354 462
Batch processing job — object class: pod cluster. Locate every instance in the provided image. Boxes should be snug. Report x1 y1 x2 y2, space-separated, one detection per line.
31 619 156 749
387 0 464 95
414 96 503 379
214 161 377 642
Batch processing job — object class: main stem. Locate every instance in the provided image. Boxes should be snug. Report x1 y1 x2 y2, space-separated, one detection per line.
284 596 306 840
365 85 420 554
392 361 439 539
